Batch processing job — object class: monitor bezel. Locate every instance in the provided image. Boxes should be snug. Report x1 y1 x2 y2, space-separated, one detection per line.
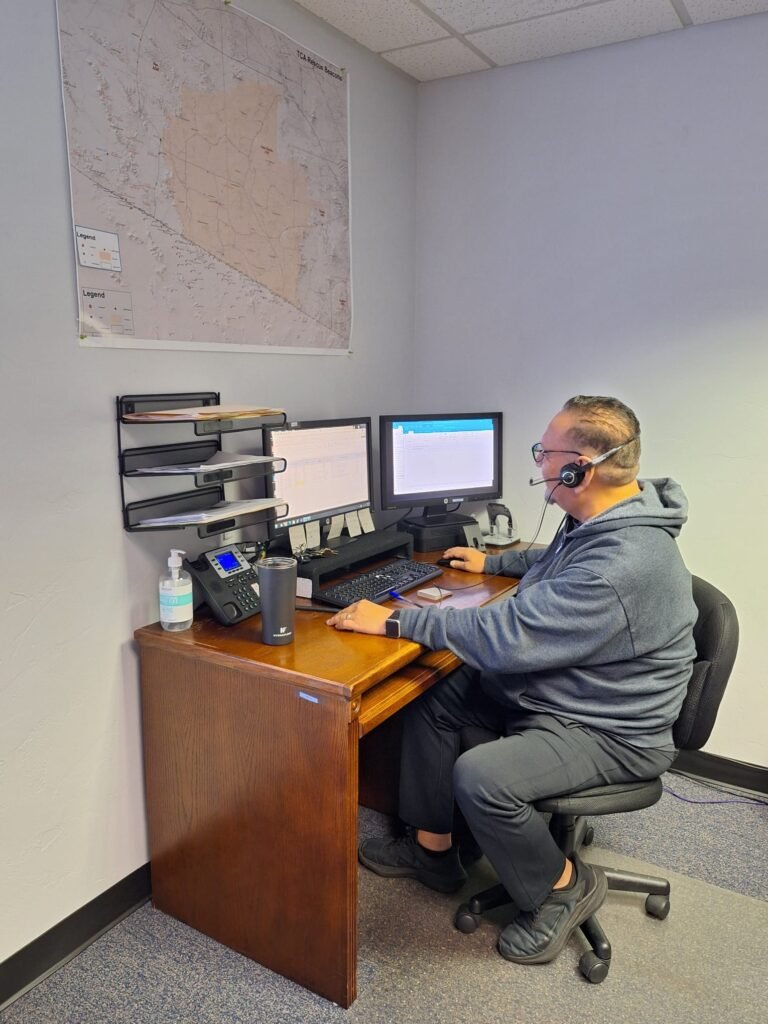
379 411 503 512
264 417 374 538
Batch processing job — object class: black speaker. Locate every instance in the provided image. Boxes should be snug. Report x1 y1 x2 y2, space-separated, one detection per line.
559 462 585 488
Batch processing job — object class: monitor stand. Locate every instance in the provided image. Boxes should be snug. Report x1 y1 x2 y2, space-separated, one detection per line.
400 507 477 553
324 533 360 551
292 529 414 594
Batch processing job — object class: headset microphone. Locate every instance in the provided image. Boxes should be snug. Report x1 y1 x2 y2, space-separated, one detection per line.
529 477 560 486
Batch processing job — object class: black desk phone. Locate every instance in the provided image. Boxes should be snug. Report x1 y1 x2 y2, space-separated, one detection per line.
184 544 261 625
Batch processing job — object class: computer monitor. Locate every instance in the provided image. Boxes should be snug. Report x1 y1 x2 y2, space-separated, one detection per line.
379 412 503 527
263 417 373 546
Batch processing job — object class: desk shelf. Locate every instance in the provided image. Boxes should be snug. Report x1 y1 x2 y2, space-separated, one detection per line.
117 392 287 538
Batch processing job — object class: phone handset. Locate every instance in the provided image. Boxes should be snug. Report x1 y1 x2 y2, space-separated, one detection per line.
183 543 262 625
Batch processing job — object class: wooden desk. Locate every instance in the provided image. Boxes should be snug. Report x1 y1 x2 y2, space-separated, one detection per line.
135 560 517 1007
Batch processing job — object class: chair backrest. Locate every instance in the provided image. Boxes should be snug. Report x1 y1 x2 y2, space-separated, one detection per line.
672 576 739 752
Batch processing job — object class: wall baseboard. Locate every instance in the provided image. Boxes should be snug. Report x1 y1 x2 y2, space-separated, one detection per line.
2 750 766 1009
673 750 768 795
0 864 151 1011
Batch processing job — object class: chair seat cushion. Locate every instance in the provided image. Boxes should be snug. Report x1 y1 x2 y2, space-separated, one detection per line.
535 777 663 816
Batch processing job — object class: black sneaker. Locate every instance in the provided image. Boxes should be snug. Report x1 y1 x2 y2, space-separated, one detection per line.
497 854 607 965
358 833 467 894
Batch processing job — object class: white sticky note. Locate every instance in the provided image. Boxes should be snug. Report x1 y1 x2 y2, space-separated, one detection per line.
327 514 344 539
288 524 306 553
305 520 321 549
345 510 362 537
358 507 376 534
296 576 313 599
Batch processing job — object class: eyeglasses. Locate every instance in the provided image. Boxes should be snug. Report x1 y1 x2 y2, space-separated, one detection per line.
531 443 582 465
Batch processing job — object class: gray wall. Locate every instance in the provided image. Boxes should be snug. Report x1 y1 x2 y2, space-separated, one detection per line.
413 15 768 767
0 0 417 961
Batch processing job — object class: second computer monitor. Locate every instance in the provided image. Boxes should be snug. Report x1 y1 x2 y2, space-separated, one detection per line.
379 412 503 525
264 418 373 543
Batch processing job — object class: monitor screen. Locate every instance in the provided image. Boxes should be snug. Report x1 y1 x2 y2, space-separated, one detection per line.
379 412 503 516
264 418 373 536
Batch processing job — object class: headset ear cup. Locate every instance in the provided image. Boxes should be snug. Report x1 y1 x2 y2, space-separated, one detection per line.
559 463 584 488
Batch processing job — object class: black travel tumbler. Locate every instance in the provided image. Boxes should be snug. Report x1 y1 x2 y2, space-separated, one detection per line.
257 556 297 645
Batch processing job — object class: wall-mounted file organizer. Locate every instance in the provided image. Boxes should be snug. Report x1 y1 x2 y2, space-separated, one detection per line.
117 392 289 539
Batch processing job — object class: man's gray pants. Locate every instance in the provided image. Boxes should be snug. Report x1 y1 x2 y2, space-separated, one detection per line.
398 665 674 911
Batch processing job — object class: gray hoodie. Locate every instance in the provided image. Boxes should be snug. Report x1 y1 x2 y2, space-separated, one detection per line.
397 479 697 749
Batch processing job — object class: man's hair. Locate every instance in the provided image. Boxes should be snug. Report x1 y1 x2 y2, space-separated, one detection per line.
562 395 641 485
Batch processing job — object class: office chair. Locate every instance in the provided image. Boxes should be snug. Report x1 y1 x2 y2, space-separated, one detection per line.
454 576 739 982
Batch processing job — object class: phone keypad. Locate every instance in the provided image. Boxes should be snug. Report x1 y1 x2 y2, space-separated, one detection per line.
228 569 260 611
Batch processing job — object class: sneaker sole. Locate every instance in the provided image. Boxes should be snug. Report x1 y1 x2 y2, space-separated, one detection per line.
357 847 466 894
498 867 608 965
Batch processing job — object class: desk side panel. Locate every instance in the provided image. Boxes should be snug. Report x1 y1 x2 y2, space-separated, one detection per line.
138 644 358 1007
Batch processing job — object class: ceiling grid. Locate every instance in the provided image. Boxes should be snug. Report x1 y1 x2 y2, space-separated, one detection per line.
294 0 768 80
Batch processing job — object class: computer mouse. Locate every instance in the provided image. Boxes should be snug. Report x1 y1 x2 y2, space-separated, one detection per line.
436 557 453 567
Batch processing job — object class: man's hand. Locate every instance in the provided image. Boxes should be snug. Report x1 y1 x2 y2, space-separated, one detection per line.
442 546 487 574
327 600 394 635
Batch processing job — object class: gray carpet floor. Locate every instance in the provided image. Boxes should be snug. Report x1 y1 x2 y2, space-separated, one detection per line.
3 772 767 1023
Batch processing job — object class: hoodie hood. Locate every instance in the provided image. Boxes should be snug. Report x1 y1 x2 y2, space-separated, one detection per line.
576 477 689 539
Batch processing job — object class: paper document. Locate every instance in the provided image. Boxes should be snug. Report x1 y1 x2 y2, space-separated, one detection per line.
131 452 277 475
123 404 284 422
345 510 362 537
358 508 376 534
288 524 307 553
305 520 321 549
327 515 344 540
137 498 283 527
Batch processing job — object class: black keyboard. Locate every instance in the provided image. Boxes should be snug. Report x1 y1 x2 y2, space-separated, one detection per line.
316 558 443 609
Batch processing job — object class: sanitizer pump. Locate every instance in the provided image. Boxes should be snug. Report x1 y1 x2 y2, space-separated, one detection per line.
159 548 193 631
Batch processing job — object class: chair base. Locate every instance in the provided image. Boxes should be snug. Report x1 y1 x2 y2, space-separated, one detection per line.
454 830 671 982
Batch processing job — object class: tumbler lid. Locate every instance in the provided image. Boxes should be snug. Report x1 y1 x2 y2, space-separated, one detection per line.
259 556 297 569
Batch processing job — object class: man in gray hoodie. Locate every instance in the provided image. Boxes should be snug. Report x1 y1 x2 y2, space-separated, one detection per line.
327 396 697 966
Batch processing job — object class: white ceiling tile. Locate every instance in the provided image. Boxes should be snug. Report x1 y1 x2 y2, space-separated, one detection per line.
468 0 682 66
682 0 768 24
294 0 768 81
293 0 446 53
423 1 592 36
383 38 491 81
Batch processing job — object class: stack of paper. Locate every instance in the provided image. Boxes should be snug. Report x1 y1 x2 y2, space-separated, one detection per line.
137 498 283 527
131 452 278 475
123 404 284 422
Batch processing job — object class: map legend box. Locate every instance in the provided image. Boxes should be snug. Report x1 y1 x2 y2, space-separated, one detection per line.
80 288 134 336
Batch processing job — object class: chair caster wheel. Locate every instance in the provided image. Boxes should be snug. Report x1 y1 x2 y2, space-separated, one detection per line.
582 826 595 846
579 950 609 983
645 894 670 919
454 904 480 934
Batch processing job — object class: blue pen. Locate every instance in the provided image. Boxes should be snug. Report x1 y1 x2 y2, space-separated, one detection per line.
388 590 420 606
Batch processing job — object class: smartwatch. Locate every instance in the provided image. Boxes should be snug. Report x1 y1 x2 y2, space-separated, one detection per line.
385 610 402 639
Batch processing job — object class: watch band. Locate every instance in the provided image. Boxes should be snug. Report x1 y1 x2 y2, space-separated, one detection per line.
385 609 401 639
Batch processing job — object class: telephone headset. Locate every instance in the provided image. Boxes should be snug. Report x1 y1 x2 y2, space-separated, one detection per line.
529 436 638 489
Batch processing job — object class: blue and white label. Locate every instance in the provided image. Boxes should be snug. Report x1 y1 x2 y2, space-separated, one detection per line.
159 583 193 622
160 592 193 607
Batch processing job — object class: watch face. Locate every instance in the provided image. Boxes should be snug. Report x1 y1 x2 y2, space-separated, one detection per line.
385 612 401 639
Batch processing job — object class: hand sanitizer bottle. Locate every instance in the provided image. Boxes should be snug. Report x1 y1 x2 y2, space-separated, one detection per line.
159 549 193 631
